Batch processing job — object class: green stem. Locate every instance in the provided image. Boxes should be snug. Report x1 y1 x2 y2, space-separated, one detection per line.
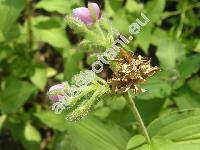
176 11 185 38
95 23 106 40
26 0 33 51
124 90 151 144
162 2 200 20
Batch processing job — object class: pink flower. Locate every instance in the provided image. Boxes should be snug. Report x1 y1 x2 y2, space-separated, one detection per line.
72 3 100 26
48 83 65 102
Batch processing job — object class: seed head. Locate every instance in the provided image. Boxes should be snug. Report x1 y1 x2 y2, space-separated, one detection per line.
108 49 160 93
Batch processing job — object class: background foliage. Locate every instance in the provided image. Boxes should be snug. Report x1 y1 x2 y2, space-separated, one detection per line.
0 0 199 149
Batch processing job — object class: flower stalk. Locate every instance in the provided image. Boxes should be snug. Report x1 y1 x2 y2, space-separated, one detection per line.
124 90 151 144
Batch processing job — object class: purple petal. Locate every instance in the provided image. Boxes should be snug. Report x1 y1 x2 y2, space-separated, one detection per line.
72 7 93 26
89 3 100 19
72 3 101 26
49 83 65 91
48 83 65 102
49 95 64 102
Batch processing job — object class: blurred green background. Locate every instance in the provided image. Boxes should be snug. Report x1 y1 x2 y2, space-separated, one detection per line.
0 0 200 149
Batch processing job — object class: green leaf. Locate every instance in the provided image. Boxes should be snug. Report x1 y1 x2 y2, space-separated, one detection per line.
174 85 200 110
104 0 115 17
126 135 146 150
46 67 57 78
125 0 143 13
9 55 34 78
30 66 47 91
148 109 200 141
9 118 40 150
54 132 76 150
0 115 6 132
136 72 172 100
24 122 41 142
32 16 70 48
93 107 111 119
136 98 165 124
133 110 200 149
127 136 176 150
146 0 165 23
135 24 152 53
150 137 175 150
1 23 20 42
63 50 83 81
107 0 122 12
104 95 126 111
66 116 130 150
35 111 68 131
151 28 167 46
38 109 130 149
178 54 200 80
188 77 200 94
0 44 12 60
145 109 200 149
156 38 185 69
0 0 25 41
126 136 200 150
55 73 64 81
173 54 200 89
194 40 200 53
0 77 36 113
112 13 130 34
35 0 69 14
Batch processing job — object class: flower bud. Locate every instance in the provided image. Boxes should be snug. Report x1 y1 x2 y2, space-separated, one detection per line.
72 3 100 26
48 83 65 102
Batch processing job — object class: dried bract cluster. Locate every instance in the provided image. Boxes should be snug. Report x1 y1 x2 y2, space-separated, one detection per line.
108 49 160 93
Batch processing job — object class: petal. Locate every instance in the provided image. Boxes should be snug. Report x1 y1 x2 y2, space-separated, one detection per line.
48 83 65 102
89 3 100 19
49 95 64 102
49 83 64 91
72 7 93 26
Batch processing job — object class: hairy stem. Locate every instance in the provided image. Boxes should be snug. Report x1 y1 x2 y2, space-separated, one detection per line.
124 90 151 144
95 23 106 40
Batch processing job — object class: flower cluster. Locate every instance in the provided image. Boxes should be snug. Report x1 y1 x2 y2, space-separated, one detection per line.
48 70 96 107
47 70 110 121
47 2 160 122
